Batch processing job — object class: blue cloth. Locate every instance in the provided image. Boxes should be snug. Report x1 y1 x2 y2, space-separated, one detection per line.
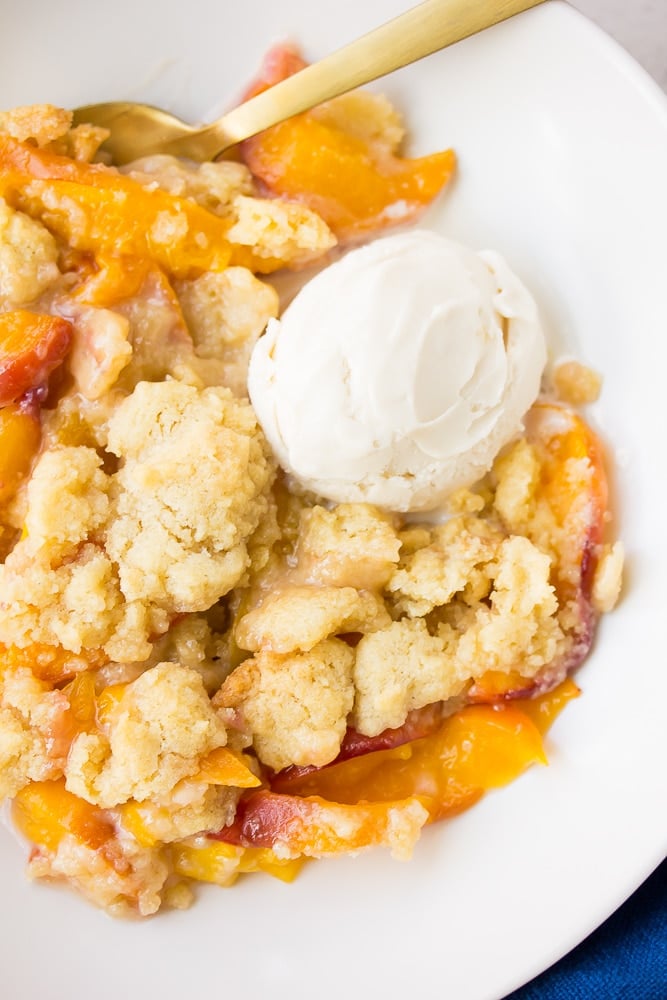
504 858 667 1000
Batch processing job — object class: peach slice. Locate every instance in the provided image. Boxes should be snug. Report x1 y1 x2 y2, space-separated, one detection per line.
214 695 560 860
0 310 72 405
95 683 127 725
273 701 446 788
530 403 608 680
515 676 580 735
171 838 304 885
240 44 456 241
213 790 428 858
270 701 548 823
196 747 261 789
12 779 115 854
0 135 232 280
522 403 608 596
63 670 98 731
0 642 106 685
241 43 309 99
0 403 41 505
74 254 153 307
471 403 608 703
255 684 574 870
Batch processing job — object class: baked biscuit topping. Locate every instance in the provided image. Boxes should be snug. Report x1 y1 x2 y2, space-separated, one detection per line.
0 74 622 917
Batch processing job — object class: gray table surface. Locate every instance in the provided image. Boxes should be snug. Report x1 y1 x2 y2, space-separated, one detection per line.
572 0 667 90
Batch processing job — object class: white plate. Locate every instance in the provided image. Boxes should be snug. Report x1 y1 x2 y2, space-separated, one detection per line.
2 2 666 998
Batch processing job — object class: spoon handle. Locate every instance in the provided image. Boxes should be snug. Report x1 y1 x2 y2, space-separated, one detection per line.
198 0 546 158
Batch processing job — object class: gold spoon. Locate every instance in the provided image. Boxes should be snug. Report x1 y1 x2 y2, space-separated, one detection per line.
73 0 545 164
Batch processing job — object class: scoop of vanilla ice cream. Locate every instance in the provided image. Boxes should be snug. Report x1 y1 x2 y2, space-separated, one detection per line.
248 230 546 512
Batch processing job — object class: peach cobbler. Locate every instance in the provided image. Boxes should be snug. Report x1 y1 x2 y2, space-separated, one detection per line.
0 48 622 916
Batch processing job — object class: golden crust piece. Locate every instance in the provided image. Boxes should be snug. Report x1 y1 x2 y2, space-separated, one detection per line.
492 434 598 598
106 380 275 613
120 781 239 846
48 123 110 162
552 359 602 405
492 439 540 530
27 833 171 917
355 532 566 737
388 515 503 618
352 618 464 737
23 446 110 556
0 104 108 160
0 197 60 307
124 154 254 213
297 503 401 589
0 104 72 145
235 584 390 653
177 267 278 354
176 266 278 397
0 448 145 656
65 663 228 808
226 194 336 270
0 667 70 798
217 638 355 771
0 542 160 661
440 536 566 678
311 90 405 152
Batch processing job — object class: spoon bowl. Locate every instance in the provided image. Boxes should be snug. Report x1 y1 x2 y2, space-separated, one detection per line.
72 102 210 161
